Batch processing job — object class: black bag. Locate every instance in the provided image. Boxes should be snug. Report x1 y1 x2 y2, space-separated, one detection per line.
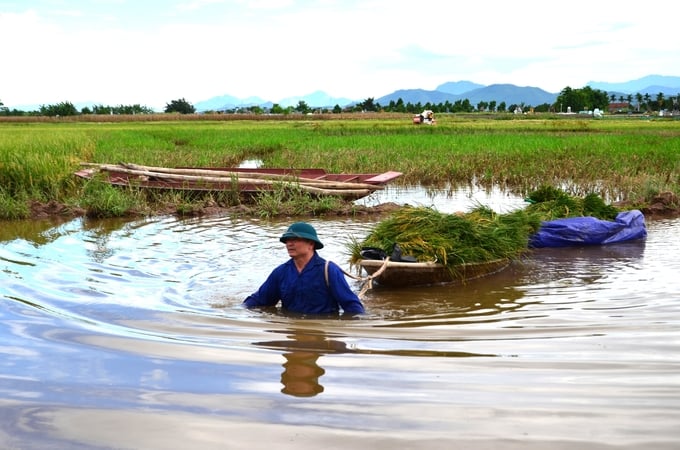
360 247 387 260
390 243 417 263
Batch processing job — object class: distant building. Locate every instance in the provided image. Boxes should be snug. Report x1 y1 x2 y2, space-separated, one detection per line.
608 102 630 114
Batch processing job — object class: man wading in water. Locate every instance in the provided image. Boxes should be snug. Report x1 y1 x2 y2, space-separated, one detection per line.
243 222 365 316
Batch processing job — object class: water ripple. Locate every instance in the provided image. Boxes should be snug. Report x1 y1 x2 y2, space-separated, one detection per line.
1 200 679 448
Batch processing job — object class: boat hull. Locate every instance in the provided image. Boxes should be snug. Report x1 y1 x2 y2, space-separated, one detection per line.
358 258 510 287
75 164 402 201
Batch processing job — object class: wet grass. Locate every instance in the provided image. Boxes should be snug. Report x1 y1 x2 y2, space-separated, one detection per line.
252 184 349 219
0 115 678 219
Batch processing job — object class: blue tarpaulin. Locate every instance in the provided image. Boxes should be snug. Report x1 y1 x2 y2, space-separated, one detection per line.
529 210 647 248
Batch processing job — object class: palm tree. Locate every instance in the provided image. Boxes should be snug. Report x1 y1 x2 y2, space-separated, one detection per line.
656 92 665 112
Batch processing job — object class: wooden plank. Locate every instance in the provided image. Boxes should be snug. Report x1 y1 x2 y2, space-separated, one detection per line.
361 171 404 183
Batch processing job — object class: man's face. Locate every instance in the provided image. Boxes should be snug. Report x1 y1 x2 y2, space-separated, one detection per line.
285 237 315 258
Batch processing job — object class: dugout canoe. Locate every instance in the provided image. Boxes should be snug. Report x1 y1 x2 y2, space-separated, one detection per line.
358 258 510 287
75 163 402 201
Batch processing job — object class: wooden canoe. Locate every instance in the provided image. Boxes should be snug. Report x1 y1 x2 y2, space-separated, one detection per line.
358 258 510 287
75 163 403 201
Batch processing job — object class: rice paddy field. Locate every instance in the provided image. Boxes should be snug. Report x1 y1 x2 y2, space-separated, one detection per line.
0 113 678 219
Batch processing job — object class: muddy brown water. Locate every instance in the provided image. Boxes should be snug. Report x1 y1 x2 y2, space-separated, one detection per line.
1 186 679 450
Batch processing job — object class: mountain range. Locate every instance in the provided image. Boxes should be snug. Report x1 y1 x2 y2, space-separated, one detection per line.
195 74 680 112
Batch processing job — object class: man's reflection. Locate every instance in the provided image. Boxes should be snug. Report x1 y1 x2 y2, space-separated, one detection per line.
253 328 349 397
280 349 325 396
253 327 499 397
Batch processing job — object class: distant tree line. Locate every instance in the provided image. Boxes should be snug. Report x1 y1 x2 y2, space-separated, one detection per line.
0 98 188 116
203 87 680 116
1 87 679 117
354 87 679 115
0 100 156 117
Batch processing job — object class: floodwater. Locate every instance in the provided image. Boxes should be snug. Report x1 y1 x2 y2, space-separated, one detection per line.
1 186 679 450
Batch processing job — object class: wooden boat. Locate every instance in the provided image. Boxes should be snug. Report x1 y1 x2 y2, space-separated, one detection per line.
358 258 510 287
75 163 402 201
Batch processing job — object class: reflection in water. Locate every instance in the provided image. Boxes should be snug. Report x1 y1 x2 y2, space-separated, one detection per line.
281 351 325 396
518 240 646 291
81 217 145 262
253 326 501 398
0 217 75 245
254 329 348 397
363 269 532 326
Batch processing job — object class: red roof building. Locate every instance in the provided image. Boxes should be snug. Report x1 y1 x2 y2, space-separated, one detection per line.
608 102 631 113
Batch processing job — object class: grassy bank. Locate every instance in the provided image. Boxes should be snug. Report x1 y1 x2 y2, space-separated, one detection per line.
0 114 678 220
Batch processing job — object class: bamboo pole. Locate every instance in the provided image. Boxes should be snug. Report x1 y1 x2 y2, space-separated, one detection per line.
79 164 378 197
80 162 383 190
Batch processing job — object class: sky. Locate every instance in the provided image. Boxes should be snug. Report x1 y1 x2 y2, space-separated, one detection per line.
1 0 678 111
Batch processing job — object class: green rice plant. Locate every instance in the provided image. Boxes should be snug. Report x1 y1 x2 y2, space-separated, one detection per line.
525 186 619 220
142 187 242 214
175 191 242 215
0 124 93 203
1 116 678 220
254 183 345 218
212 189 242 207
581 193 620 219
79 180 143 218
0 188 29 220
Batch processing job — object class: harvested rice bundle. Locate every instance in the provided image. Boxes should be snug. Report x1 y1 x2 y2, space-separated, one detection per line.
525 186 619 220
350 187 619 276
350 205 541 269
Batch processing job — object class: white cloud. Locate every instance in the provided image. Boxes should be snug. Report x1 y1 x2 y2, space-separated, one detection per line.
1 0 678 110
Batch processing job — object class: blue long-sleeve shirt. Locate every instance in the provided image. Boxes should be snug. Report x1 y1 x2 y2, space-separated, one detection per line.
243 252 365 315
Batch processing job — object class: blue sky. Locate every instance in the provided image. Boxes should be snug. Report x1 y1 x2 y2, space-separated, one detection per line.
1 0 678 110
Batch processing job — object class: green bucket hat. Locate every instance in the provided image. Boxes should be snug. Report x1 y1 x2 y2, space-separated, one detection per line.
280 222 324 249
